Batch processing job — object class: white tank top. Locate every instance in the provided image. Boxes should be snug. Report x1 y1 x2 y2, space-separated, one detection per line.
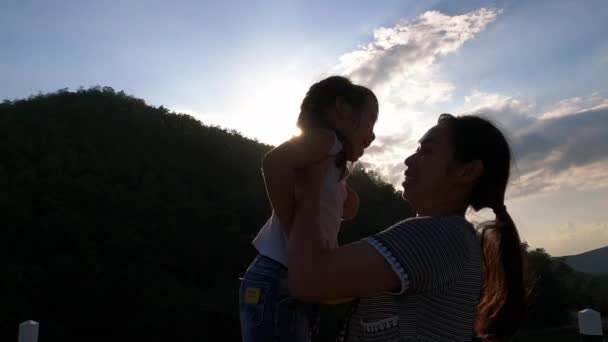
252 134 348 267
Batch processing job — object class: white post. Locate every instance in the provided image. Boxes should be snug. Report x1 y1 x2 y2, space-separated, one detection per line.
18 320 39 342
578 309 603 341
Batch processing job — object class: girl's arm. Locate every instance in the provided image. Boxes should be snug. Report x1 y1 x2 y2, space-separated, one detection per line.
262 129 335 236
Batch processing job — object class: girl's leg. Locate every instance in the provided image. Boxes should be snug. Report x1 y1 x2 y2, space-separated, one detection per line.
275 278 319 342
239 255 283 342
239 255 318 342
239 275 276 342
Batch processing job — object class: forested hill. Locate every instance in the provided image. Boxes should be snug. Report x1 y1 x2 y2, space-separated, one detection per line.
0 87 413 342
564 246 608 273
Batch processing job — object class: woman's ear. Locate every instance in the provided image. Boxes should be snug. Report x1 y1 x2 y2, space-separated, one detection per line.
456 160 484 183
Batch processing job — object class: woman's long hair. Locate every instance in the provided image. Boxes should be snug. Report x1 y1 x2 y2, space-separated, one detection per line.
439 114 528 341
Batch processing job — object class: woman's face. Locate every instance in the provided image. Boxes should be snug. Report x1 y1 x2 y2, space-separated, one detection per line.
402 122 458 209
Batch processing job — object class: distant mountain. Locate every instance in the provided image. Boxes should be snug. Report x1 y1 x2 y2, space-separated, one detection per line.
563 246 608 273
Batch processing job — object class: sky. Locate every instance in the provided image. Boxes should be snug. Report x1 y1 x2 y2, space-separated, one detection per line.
2 0 608 256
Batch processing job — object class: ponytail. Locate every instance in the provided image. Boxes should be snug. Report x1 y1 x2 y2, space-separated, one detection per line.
475 206 526 341
437 114 529 341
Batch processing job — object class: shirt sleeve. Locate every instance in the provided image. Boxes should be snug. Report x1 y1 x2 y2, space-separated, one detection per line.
364 217 469 295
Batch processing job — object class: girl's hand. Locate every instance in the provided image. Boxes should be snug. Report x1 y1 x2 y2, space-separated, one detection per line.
342 185 360 220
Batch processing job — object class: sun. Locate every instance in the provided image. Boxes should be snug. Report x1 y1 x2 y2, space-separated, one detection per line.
229 77 309 146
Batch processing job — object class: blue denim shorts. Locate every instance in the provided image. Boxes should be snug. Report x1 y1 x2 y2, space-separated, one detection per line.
239 254 319 342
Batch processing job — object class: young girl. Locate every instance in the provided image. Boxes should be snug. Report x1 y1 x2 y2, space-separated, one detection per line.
239 76 378 342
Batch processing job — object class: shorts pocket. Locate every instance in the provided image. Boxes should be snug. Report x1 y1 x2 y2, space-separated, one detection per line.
239 278 271 328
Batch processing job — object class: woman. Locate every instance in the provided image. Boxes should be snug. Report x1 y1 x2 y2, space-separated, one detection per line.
288 114 527 341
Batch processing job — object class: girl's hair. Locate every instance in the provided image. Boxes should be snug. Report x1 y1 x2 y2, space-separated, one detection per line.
297 76 378 179
438 114 527 341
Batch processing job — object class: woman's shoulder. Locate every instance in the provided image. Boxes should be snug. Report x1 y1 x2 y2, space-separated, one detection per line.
385 215 475 242
397 215 472 228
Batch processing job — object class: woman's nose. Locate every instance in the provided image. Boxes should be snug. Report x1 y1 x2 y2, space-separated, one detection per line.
404 153 415 166
363 133 376 148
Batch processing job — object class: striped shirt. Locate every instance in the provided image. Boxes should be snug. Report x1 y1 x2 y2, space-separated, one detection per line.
344 215 483 342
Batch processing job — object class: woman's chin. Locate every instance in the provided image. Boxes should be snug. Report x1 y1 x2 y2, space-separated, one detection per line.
400 189 417 210
401 184 410 197
402 178 416 189
401 183 417 199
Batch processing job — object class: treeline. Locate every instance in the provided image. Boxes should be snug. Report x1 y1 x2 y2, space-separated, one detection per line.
524 248 608 328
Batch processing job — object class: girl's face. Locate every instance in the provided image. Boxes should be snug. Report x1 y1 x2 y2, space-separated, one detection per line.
342 98 377 162
402 123 457 209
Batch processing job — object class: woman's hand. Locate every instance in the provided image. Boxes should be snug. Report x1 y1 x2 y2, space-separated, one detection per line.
342 185 360 221
288 158 400 301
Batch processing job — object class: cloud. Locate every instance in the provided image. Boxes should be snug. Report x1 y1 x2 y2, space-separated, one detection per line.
328 6 607 201
452 90 608 198
361 131 416 187
508 107 608 197
331 7 500 137
365 126 414 155
331 8 501 187
459 90 537 131
514 106 608 170
527 222 608 257
336 8 500 92
510 160 608 198
540 92 608 119
597 46 608 65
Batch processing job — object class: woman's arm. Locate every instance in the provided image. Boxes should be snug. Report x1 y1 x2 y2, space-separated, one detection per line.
287 159 400 301
262 129 335 235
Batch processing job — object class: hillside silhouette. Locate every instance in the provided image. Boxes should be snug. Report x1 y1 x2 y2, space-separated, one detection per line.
0 87 414 342
564 246 608 273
